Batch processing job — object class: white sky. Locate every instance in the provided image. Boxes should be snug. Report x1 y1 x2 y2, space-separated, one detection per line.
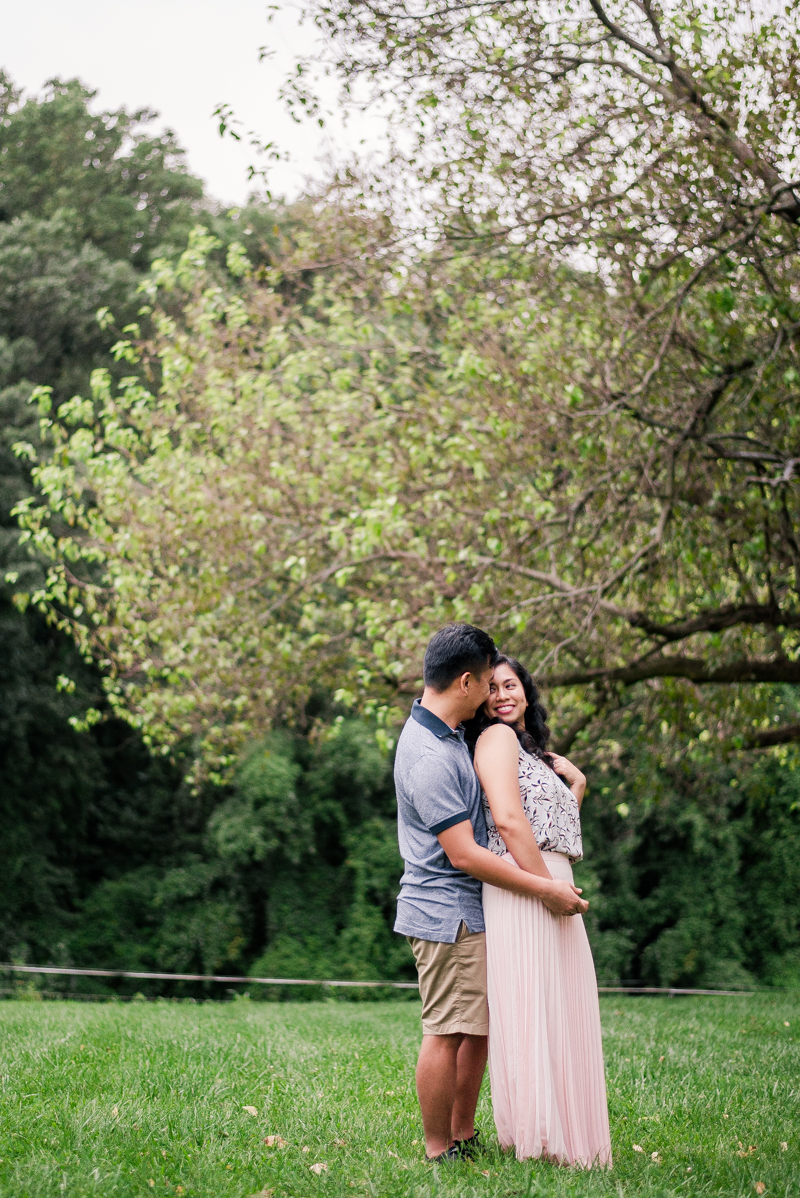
2 0 382 206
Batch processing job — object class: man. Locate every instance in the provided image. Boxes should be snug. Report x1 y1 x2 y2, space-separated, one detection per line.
394 623 589 1162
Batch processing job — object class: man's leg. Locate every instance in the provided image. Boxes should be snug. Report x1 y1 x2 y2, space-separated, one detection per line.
409 924 488 1157
451 1033 488 1142
415 1032 463 1157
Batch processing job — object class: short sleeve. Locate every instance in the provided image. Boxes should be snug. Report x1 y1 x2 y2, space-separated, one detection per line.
406 751 471 835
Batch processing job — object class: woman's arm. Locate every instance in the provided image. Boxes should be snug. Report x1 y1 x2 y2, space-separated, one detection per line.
549 754 587 808
474 724 552 879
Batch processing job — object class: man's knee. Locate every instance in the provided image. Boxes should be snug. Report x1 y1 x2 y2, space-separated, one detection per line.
419 1032 464 1058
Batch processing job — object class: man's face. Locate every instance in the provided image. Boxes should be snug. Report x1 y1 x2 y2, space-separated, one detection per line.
465 661 493 715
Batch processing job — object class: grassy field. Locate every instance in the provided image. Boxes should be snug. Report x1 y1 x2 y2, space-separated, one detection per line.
0 993 797 1198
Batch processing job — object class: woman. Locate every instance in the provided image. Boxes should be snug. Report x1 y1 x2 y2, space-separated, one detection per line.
467 656 611 1167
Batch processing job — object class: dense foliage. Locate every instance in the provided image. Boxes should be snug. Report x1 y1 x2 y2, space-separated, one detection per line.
0 73 199 970
15 221 800 760
0 76 406 988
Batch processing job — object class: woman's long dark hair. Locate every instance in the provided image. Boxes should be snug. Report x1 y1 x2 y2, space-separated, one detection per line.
464 654 554 765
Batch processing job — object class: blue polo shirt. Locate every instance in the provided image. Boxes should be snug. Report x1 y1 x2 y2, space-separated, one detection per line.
393 699 487 943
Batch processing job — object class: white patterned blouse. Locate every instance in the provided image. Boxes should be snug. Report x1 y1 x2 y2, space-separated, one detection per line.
481 739 583 863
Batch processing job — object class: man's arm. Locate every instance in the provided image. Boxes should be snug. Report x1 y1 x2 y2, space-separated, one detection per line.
437 821 589 917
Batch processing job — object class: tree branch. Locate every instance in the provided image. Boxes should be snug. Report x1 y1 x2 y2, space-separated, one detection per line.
626 603 800 641
742 722 800 749
587 0 669 65
543 656 800 688
587 0 800 223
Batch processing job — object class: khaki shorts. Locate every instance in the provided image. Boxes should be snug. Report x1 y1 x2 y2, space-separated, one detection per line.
408 921 488 1036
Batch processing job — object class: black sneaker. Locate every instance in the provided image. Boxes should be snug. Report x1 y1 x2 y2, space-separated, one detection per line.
453 1130 483 1160
426 1146 461 1163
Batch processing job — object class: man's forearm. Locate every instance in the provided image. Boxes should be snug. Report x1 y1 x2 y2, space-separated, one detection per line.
494 818 552 880
455 842 554 899
436 819 588 913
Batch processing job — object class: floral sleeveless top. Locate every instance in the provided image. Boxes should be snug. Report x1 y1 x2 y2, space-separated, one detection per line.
481 741 583 863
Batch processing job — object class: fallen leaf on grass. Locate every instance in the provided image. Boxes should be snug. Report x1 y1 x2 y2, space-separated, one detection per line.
242 1105 259 1116
111 1106 119 1119
310 1162 328 1174
736 1143 757 1158
333 1140 346 1148
658 1055 665 1062
632 1144 644 1153
250 1189 274 1198
651 1152 662 1163
784 1021 790 1027
148 1182 155 1189
263 1136 288 1148
387 1150 399 1159
481 1171 490 1178
781 1142 788 1152
302 1146 311 1153
755 1184 766 1195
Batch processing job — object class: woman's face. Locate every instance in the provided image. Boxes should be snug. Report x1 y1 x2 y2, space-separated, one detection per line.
485 662 528 728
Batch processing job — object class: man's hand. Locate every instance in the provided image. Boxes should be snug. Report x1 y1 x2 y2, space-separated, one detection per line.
539 878 589 916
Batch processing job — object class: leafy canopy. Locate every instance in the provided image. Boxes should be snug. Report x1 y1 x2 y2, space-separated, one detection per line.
11 206 800 774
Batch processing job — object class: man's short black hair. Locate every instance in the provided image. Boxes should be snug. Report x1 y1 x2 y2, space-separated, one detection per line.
423 623 499 692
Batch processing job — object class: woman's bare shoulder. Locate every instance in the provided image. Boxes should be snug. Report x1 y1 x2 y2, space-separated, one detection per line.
474 722 519 758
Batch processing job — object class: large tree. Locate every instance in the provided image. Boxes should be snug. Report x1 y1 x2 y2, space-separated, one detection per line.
286 0 800 723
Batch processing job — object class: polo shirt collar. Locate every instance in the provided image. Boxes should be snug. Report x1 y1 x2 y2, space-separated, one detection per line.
411 698 463 739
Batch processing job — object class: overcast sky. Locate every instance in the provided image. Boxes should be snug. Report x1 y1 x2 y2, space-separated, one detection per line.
3 0 381 206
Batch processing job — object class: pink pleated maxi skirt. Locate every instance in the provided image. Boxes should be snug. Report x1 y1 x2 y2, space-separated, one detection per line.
483 850 612 1167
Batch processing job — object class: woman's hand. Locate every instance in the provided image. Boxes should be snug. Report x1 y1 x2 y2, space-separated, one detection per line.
550 754 587 807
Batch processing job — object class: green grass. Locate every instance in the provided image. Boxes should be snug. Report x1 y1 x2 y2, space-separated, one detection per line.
0 994 797 1198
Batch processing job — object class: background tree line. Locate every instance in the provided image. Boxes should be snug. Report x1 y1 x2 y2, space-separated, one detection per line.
0 74 403 993
3 7 800 995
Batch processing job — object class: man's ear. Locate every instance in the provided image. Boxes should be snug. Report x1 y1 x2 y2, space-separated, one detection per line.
458 670 473 695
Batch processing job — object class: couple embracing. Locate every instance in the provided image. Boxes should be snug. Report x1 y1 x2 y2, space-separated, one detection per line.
394 623 611 1168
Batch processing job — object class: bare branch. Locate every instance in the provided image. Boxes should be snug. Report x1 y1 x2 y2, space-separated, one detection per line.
587 0 669 65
